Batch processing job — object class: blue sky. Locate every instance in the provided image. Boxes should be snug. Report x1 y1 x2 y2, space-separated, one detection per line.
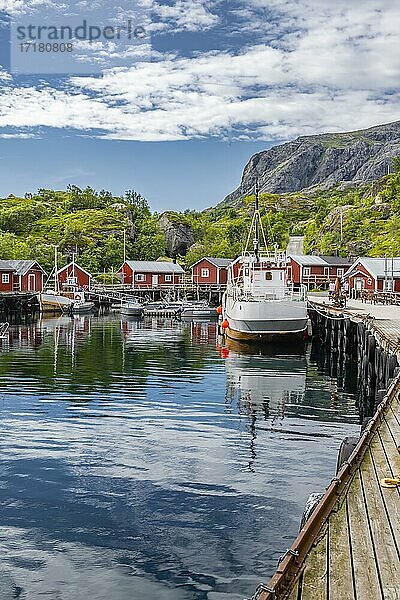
0 0 399 210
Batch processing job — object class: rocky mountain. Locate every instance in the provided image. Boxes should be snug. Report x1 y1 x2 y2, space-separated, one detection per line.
222 120 400 206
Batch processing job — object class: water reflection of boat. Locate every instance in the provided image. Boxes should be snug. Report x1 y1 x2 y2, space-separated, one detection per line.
224 346 307 420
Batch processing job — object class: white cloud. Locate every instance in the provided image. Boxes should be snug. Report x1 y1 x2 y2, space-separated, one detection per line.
153 0 219 32
0 0 399 141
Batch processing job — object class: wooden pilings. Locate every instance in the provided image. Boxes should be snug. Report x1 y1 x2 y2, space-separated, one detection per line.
309 309 399 422
0 293 40 323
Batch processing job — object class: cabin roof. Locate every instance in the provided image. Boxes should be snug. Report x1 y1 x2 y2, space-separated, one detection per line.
124 260 184 274
289 255 351 267
57 262 92 278
0 259 45 275
190 257 232 269
345 257 400 279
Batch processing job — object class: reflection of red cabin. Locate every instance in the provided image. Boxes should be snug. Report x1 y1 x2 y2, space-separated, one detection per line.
57 262 92 290
344 257 400 293
118 261 184 288
191 257 232 285
287 255 352 288
0 260 46 292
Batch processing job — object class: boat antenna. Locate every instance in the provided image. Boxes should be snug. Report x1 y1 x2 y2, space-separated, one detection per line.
254 179 259 262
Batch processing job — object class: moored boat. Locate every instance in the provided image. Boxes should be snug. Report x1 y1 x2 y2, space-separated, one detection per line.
121 300 144 317
39 291 73 313
70 292 95 314
222 183 308 343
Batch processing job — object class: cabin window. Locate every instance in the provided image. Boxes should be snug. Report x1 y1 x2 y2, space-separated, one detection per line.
2 273 9 284
67 277 78 285
135 274 145 282
303 267 311 276
164 274 172 282
265 272 272 280
244 268 249 277
337 268 344 277
324 267 329 277
201 268 209 278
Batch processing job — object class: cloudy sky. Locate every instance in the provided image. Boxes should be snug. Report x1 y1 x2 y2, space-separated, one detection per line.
0 0 399 209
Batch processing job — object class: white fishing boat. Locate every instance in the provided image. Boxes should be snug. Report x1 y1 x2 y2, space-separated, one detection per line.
222 183 308 343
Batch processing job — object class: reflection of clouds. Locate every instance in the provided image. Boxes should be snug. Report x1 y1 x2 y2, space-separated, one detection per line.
0 527 189 599
0 318 360 598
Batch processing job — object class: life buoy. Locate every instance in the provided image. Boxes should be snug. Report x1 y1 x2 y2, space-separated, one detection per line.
74 294 81 300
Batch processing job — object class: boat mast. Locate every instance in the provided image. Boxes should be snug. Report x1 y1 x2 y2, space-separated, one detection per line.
54 245 59 294
254 179 260 262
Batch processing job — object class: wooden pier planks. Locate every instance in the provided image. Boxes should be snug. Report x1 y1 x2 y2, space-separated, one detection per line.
299 526 328 600
257 303 400 600
282 397 400 600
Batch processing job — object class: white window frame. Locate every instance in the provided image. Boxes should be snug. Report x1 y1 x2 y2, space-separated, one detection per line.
67 276 78 285
164 274 172 282
201 268 210 278
337 268 344 278
2 273 10 284
303 267 311 277
135 273 145 282
324 267 330 277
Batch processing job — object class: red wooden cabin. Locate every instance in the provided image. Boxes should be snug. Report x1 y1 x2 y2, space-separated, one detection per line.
118 261 184 289
57 262 92 291
191 257 232 285
344 257 400 294
0 260 45 292
287 255 352 289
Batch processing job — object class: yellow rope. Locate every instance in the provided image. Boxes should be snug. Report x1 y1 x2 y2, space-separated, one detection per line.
380 446 400 488
380 475 400 488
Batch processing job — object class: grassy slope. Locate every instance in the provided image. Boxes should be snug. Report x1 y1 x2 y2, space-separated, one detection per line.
0 172 399 276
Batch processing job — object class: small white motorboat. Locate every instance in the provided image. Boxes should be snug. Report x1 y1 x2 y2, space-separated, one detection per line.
121 300 144 317
70 291 95 314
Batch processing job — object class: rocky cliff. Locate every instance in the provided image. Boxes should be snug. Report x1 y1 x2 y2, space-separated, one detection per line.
222 120 400 206
158 212 195 257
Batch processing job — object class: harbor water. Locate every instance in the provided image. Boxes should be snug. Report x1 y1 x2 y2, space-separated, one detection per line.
0 315 360 600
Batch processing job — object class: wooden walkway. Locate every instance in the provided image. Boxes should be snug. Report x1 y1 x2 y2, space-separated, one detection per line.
256 299 400 600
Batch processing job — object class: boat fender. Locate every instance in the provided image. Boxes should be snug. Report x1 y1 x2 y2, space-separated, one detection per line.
300 492 324 530
336 436 359 474
221 320 229 329
216 306 223 315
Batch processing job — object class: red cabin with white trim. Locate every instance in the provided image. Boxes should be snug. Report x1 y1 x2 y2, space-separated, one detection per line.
57 262 92 291
344 257 400 293
0 260 45 292
287 255 352 288
191 257 232 285
118 261 184 289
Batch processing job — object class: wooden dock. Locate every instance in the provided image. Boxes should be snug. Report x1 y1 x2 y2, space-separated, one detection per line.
256 297 400 600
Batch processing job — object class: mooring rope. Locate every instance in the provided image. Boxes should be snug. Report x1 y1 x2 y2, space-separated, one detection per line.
308 302 352 321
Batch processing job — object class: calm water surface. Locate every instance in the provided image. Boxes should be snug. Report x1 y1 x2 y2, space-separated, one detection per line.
0 315 360 599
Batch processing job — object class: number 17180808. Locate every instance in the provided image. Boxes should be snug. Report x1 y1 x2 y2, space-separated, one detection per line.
19 42 73 52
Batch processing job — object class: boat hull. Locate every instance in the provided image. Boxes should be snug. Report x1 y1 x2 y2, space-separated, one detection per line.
71 302 95 314
39 293 72 313
121 307 144 317
224 297 308 342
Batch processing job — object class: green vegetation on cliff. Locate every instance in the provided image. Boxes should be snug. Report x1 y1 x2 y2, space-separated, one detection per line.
0 166 399 277
0 186 166 274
